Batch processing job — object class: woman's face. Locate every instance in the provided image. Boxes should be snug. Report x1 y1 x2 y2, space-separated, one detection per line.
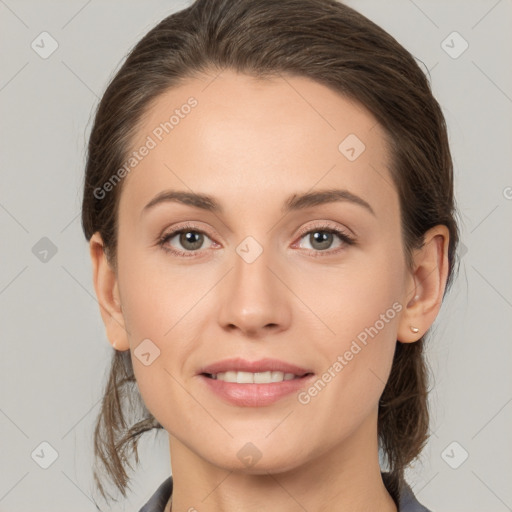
108 70 417 472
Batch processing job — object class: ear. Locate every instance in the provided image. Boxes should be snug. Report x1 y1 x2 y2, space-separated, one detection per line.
397 225 450 343
89 232 130 351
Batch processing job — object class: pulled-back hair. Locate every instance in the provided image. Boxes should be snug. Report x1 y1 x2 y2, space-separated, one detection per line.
81 0 459 504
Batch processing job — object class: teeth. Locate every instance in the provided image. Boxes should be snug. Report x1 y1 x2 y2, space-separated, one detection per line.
254 371 272 383
212 371 299 383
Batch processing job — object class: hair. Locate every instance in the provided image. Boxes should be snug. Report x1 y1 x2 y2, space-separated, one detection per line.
81 0 460 505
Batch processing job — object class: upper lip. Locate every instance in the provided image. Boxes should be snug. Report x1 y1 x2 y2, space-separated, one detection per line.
198 357 313 376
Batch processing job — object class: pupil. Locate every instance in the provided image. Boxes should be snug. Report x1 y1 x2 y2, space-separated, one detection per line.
311 231 332 250
181 231 203 250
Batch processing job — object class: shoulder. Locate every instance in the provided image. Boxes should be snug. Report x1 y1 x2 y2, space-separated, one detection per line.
399 480 433 512
382 471 433 512
138 476 173 512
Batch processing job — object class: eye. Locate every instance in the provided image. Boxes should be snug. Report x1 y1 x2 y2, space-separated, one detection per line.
158 223 216 257
295 224 355 256
157 222 355 258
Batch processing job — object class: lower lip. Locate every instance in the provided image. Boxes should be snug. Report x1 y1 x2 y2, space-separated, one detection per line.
199 374 315 407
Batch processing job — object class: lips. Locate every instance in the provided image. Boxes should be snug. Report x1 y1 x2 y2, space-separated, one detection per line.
197 357 315 406
198 357 313 377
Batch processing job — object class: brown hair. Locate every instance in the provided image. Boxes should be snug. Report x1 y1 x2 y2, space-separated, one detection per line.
81 0 459 505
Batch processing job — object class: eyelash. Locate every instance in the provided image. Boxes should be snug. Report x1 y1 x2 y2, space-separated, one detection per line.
157 222 356 258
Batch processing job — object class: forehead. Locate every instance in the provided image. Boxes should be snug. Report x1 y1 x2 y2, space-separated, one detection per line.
120 69 398 223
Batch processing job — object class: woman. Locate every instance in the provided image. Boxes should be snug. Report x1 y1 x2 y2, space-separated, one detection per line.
82 0 459 510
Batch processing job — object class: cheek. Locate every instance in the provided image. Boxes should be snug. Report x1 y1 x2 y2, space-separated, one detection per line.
304 254 403 347
300 251 403 402
115 244 212 411
117 240 207 340
295 280 401 442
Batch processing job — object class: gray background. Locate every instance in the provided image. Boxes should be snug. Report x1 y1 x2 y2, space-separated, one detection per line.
0 0 511 511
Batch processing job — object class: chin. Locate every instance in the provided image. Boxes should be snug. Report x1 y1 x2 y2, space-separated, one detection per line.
206 446 307 476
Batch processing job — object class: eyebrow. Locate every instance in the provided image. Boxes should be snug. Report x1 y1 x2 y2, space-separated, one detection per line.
141 188 375 218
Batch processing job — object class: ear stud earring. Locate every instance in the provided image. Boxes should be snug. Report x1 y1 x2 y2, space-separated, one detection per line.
410 326 419 333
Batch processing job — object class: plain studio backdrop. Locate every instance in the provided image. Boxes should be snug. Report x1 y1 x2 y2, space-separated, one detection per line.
0 1 511 511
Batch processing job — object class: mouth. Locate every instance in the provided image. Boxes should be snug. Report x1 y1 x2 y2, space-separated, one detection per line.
197 358 315 407
202 370 313 383
198 357 314 382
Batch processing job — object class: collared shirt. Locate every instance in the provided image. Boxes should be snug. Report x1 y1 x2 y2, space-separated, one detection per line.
138 473 432 511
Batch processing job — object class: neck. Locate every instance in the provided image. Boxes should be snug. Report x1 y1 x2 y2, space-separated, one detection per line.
166 411 398 512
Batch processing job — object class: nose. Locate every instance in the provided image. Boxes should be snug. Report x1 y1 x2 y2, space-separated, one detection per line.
217 244 292 339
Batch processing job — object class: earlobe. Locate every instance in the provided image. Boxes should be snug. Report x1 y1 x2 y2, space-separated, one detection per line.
397 225 450 343
89 232 130 351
